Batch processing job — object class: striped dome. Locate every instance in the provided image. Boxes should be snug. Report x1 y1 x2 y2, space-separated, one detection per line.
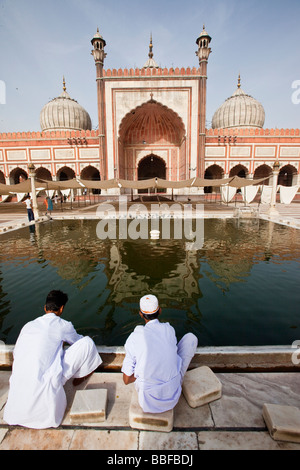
40 81 92 132
212 79 265 130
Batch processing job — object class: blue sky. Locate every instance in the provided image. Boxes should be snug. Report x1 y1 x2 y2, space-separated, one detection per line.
0 0 299 132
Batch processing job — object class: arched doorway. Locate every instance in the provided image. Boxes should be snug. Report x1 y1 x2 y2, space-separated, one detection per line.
253 164 272 185
57 166 75 181
0 171 5 185
229 164 248 179
36 167 52 181
138 154 166 180
278 164 297 187
138 155 166 193
10 167 28 184
204 164 224 193
81 165 101 194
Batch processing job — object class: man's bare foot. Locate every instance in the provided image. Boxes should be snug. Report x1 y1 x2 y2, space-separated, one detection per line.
72 372 93 386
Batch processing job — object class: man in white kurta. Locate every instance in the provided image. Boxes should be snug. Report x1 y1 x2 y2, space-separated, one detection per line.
121 294 198 413
4 290 102 429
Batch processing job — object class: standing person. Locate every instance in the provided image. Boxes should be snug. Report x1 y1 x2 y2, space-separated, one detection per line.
44 196 53 216
4 290 102 429
121 294 198 413
23 195 34 222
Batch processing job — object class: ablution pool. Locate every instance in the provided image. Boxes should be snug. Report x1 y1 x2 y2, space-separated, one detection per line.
0 218 299 347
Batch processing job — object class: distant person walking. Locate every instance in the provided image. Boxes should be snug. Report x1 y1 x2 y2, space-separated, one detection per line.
23 195 34 222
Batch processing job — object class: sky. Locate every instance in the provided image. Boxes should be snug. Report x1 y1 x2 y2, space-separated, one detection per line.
0 0 300 132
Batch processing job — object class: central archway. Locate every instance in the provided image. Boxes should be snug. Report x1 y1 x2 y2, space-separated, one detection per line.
138 154 166 193
138 154 166 180
118 100 186 180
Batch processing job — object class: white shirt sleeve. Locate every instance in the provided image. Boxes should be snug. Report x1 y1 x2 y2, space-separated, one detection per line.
62 319 83 345
121 334 136 377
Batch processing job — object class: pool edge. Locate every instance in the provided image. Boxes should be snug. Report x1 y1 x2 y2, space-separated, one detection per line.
1 345 299 372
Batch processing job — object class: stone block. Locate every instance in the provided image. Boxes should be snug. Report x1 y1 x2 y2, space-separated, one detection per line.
182 366 222 408
129 390 173 433
262 403 300 443
70 388 107 424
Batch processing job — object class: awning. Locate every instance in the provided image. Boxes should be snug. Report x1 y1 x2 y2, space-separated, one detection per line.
118 178 157 189
156 178 195 189
191 177 234 187
7 180 35 193
0 176 272 195
78 178 120 189
0 183 11 195
38 178 84 190
228 176 269 188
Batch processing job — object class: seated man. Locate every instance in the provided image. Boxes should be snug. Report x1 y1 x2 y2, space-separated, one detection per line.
122 294 198 413
4 290 102 429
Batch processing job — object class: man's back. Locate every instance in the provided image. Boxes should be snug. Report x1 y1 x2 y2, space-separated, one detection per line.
13 313 81 374
122 319 182 412
4 313 82 428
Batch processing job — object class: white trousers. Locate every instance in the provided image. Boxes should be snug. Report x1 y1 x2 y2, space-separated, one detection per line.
177 333 198 382
62 336 102 385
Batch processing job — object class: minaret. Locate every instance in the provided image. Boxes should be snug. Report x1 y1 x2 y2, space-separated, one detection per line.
143 33 159 69
195 25 212 178
91 28 107 180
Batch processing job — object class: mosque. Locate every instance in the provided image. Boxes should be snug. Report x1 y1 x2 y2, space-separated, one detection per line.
0 27 299 195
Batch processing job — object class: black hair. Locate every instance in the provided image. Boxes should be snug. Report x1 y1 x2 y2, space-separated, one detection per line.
45 290 68 312
140 309 160 321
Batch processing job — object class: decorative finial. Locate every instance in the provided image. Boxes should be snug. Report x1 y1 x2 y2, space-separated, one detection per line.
148 33 154 59
203 24 205 30
97 27 99 33
63 76 66 92
237 74 241 88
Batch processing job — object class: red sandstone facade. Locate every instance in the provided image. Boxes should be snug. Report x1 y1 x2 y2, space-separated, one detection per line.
0 28 299 192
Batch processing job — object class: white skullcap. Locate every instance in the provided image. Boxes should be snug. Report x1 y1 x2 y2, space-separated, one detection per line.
140 294 159 315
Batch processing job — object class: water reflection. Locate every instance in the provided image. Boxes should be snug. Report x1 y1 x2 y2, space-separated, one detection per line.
0 219 299 346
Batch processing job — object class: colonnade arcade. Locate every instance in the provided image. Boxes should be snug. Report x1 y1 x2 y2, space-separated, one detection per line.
0 162 297 192
203 163 298 192
1 165 101 185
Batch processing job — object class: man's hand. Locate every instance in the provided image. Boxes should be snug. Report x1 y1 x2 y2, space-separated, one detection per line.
122 373 136 385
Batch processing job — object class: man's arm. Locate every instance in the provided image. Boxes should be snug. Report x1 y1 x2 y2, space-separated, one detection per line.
122 372 136 385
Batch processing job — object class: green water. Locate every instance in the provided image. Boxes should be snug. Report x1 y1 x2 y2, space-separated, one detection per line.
0 218 299 347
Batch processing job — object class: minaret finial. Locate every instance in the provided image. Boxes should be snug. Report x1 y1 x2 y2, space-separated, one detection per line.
238 73 241 88
63 76 66 92
148 33 154 59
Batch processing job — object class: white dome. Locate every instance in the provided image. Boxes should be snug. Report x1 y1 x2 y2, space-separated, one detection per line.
40 84 92 132
212 81 265 130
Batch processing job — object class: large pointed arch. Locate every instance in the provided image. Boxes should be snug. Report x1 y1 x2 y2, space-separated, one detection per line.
117 99 187 181
119 99 186 144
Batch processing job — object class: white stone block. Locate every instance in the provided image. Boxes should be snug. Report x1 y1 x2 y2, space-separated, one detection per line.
70 389 107 424
129 390 173 432
263 403 300 443
182 366 222 408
